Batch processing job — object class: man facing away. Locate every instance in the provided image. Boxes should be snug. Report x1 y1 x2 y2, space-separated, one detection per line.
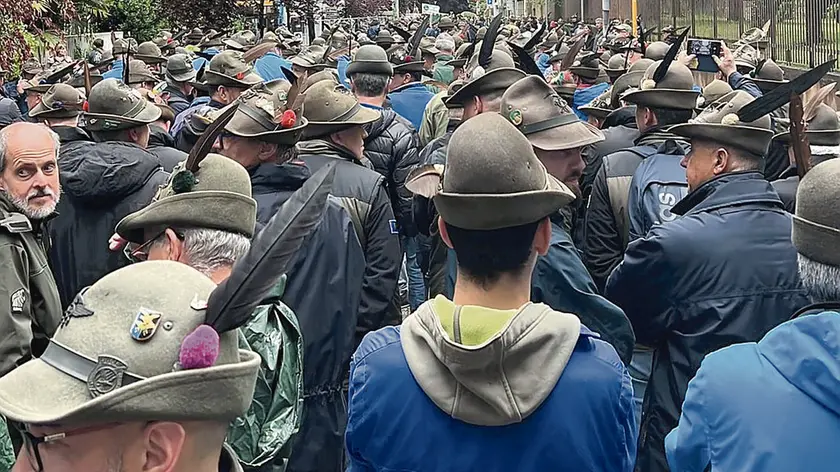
345 113 636 472
666 158 840 472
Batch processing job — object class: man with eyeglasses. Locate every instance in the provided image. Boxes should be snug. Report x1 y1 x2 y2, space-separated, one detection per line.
0 259 265 472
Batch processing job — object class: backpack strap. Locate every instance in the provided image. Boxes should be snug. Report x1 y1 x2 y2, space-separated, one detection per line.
604 146 657 249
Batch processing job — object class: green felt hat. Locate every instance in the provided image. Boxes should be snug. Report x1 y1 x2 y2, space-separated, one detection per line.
84 78 162 131
116 153 257 244
28 83 85 119
793 159 840 267
346 44 393 76
301 80 380 138
126 59 160 85
221 80 308 145
0 260 260 425
698 79 733 109
501 75 604 151
136 41 167 65
434 113 576 230
670 90 773 157
773 84 840 146
445 50 525 108
622 59 699 110
165 53 197 82
204 50 263 88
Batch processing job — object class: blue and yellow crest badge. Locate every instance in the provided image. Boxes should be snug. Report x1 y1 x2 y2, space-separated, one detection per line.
130 309 163 342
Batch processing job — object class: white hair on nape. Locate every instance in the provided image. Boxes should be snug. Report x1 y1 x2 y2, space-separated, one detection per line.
798 253 840 303
810 144 840 159
152 227 251 277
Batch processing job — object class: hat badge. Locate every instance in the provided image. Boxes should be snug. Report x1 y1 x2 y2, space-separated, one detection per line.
509 109 523 126
130 308 163 342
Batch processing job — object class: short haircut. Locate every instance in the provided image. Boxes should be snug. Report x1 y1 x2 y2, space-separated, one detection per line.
151 227 251 277
350 72 390 97
648 107 693 127
445 220 540 288
798 253 840 303
478 88 506 112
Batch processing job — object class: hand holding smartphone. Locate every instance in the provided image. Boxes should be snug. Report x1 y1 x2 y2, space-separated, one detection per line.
686 38 723 73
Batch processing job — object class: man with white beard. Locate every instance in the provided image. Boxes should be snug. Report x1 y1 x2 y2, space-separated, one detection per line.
0 122 62 378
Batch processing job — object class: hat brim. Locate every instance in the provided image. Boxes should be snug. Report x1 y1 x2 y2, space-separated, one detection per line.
135 54 167 65
605 68 627 81
570 66 601 79
434 173 576 230
527 119 605 151
753 78 788 93
29 102 83 119
773 129 840 146
24 85 51 94
303 105 380 139
67 75 104 88
393 61 426 73
167 70 197 82
346 60 394 76
621 88 700 110
116 191 257 244
446 58 467 68
226 116 309 146
84 101 162 131
0 346 260 425
445 68 526 107
577 105 613 119
204 70 263 88
670 122 773 157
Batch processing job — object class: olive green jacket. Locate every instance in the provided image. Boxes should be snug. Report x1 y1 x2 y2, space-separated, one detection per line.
0 194 61 377
227 277 303 472
418 91 450 148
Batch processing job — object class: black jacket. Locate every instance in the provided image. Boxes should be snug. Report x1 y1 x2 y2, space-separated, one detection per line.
250 161 366 472
605 172 809 472
363 107 421 236
164 84 192 116
148 125 187 172
582 129 684 291
297 140 401 347
49 141 167 308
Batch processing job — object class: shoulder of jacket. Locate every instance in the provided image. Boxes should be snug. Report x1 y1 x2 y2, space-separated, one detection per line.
352 326 402 365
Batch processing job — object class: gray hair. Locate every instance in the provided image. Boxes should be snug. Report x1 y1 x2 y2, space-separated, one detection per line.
152 228 251 277
0 123 61 172
350 72 390 97
798 253 840 303
435 33 456 53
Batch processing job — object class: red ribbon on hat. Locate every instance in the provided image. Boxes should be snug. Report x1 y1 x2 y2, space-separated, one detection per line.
236 71 246 80
280 110 296 129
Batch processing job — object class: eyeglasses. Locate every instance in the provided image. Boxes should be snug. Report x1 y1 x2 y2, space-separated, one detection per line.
16 422 123 471
123 228 184 263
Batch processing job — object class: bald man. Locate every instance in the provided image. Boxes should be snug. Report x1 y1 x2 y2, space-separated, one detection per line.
0 122 62 377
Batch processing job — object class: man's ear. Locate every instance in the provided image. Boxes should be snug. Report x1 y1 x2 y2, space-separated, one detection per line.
258 142 279 163
127 127 141 143
141 421 186 472
438 217 454 249
713 147 730 175
164 228 183 262
534 217 552 256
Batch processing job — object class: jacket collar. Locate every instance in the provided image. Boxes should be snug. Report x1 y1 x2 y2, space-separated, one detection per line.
164 84 189 101
792 301 840 320
51 125 91 144
249 159 310 194
148 124 175 148
296 139 359 164
634 126 687 148
672 171 783 216
219 444 245 472
390 82 426 94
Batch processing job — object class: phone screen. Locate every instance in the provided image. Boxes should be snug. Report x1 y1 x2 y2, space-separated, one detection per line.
687 39 723 73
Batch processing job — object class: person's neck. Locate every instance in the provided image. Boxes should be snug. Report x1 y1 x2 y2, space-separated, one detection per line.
208 266 232 284
356 95 385 107
452 273 532 311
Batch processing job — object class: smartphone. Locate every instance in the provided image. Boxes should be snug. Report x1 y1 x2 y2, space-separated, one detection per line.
686 38 722 73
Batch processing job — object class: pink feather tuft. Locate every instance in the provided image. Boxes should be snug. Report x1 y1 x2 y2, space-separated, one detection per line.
178 325 220 369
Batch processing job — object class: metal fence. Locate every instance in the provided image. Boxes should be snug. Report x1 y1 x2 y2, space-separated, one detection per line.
635 0 840 69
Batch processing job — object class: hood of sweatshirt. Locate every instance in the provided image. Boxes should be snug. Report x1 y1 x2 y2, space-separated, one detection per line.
400 295 581 426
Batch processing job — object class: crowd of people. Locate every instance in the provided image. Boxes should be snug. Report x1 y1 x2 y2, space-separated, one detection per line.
0 10 835 472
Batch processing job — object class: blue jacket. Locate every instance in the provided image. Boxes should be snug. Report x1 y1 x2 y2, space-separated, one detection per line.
666 306 840 472
346 324 637 472
388 82 435 131
606 171 809 472
337 56 351 89
626 138 690 240
537 52 551 76
532 214 635 365
254 52 291 82
102 59 123 80
573 82 609 120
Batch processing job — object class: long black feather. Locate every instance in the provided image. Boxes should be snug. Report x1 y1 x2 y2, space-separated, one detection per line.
509 42 542 76
205 163 336 333
122 53 130 85
523 21 546 52
652 26 690 83
391 24 411 42
479 13 503 69
195 63 206 83
185 103 239 172
172 29 187 42
560 36 585 71
409 16 430 57
738 58 835 123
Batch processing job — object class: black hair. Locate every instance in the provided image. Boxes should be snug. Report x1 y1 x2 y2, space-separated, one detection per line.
407 71 423 82
649 107 693 126
445 220 541 289
349 72 390 97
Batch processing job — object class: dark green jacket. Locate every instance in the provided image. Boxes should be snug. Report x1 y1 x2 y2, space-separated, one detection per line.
0 194 61 377
227 277 304 471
